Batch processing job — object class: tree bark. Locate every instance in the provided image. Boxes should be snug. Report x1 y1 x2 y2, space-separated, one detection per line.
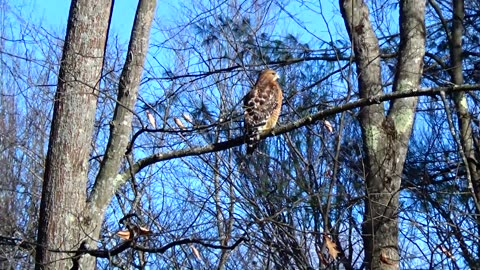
340 0 425 268
34 0 156 268
448 1 480 267
87 0 157 226
35 0 157 267
450 0 480 208
35 0 112 269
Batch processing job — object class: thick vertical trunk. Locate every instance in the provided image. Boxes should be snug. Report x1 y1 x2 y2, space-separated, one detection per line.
35 0 112 269
83 0 157 265
450 0 480 207
340 0 425 268
87 0 156 220
448 1 480 267
35 0 157 268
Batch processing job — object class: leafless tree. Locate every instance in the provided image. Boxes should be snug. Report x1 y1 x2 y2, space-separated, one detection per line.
2 0 480 269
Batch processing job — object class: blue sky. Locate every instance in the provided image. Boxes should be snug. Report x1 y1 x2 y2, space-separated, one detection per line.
25 0 137 40
24 0 344 46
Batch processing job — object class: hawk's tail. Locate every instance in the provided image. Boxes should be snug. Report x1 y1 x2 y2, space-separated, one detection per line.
246 141 258 155
246 130 260 155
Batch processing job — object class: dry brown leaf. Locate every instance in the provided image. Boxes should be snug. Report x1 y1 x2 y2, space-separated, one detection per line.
189 244 203 262
323 120 334 133
116 230 131 240
315 244 329 265
146 110 156 128
182 112 194 124
136 226 152 236
439 245 456 261
379 251 396 266
116 226 151 240
174 117 186 130
323 234 340 259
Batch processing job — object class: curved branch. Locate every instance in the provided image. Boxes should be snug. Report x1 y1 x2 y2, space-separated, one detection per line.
123 83 480 177
54 236 246 259
133 236 245 253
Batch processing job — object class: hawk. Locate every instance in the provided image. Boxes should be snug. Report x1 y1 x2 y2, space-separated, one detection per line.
243 69 283 155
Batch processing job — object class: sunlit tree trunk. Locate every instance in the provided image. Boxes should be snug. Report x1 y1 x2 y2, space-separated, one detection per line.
448 1 480 267
35 0 156 268
340 0 425 268
449 0 480 209
34 0 112 268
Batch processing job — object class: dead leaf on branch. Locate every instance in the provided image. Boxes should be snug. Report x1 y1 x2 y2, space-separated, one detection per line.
182 112 194 124
116 226 152 240
146 110 156 128
137 226 152 235
174 117 186 130
379 250 397 266
315 244 329 265
189 244 203 262
439 245 456 261
323 233 340 260
323 120 334 133
116 230 131 240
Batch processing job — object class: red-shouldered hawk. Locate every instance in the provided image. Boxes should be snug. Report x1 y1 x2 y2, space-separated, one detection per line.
243 69 283 155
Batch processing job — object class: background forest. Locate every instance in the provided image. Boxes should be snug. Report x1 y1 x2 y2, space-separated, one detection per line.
0 0 479 269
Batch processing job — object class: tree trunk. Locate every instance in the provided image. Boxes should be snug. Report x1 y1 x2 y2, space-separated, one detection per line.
35 0 113 269
448 1 480 267
87 0 157 221
340 0 425 268
450 0 480 208
35 0 157 268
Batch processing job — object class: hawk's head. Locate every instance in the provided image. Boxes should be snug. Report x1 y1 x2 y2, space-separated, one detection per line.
256 69 279 85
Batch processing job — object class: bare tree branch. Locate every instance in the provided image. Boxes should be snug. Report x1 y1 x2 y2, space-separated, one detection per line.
123 83 480 177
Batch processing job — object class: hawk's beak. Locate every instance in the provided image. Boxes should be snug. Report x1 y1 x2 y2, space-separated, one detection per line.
274 74 280 81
